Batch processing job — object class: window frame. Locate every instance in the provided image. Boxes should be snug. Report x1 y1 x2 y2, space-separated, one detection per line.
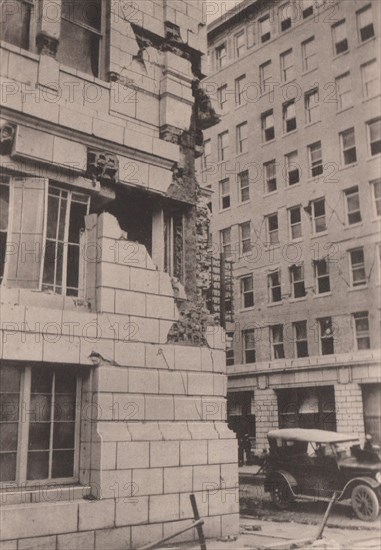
357 4 375 43
308 141 323 178
367 118 381 157
235 29 246 58
262 110 275 142
312 198 326 234
238 170 250 203
243 328 256 364
220 227 232 257
235 74 246 106
240 221 252 255
279 2 292 32
226 331 235 366
219 178 231 210
302 36 317 72
293 320 309 358
305 87 320 124
41 185 90 297
0 0 37 52
264 160 277 194
0 177 10 284
260 60 272 94
283 100 297 133
58 0 106 79
203 139 211 170
267 213 279 245
0 364 82 487
218 130 229 162
335 72 352 111
270 324 285 359
215 42 227 69
285 151 300 186
268 270 282 303
236 122 248 154
217 84 228 111
361 60 380 99
319 317 334 355
371 179 381 218
353 311 371 350
314 259 331 294
280 48 294 82
340 128 357 166
289 205 302 240
241 274 254 309
344 186 362 225
332 19 348 56
349 247 367 287
290 264 306 299
259 14 271 43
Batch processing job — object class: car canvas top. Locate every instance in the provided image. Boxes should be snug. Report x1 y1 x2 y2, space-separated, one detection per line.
267 428 359 443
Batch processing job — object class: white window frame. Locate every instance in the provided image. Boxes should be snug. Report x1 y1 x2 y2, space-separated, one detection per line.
367 118 381 157
0 364 81 487
332 19 348 55
290 264 306 299
240 221 251 254
259 14 271 43
312 198 326 234
217 84 227 111
235 29 246 58
349 247 367 287
243 328 256 363
264 160 277 194
268 270 282 303
0 177 10 284
267 213 279 245
293 320 309 358
308 141 323 178
262 110 275 142
220 227 231 257
237 122 248 154
283 100 296 133
357 4 375 43
241 275 254 309
344 186 362 225
305 87 320 124
218 131 229 162
302 36 316 72
279 2 292 32
280 48 294 82
270 324 285 359
235 74 246 106
203 139 211 170
353 311 371 350
340 127 357 166
289 206 302 240
371 179 381 218
302 0 314 19
216 42 227 69
314 259 330 294
238 170 250 203
361 60 380 99
319 317 334 355
0 0 37 52
335 72 352 111
219 178 230 210
285 151 300 186
260 60 272 94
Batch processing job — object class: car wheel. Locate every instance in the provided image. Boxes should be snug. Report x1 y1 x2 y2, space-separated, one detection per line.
270 479 293 509
351 484 380 522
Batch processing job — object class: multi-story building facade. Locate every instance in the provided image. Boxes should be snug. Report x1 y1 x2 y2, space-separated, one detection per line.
0 1 239 547
200 0 381 451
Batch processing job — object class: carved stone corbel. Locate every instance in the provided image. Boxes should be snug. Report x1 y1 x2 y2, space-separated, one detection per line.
0 123 16 155
36 32 59 57
87 149 119 186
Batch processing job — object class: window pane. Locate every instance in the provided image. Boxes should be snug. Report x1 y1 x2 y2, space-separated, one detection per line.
52 450 75 478
28 423 51 450
0 423 19 451
0 453 17 482
53 423 75 449
30 394 52 422
57 19 100 77
27 451 49 480
0 366 21 392
31 367 53 393
0 0 31 49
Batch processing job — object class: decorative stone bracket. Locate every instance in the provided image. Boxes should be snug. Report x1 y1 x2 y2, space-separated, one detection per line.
36 31 59 57
86 149 119 186
192 80 220 130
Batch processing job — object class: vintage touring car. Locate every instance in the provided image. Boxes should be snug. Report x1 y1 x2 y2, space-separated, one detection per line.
263 429 381 521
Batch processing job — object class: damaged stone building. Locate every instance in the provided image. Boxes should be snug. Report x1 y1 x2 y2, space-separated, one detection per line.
0 1 239 547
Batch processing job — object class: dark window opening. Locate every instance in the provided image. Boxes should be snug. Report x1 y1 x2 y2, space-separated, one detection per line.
0 0 32 49
277 386 336 431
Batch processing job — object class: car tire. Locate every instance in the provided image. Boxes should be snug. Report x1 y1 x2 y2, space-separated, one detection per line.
351 484 380 522
270 478 293 509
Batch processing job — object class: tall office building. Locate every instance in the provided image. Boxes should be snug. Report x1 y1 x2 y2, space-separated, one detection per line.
201 0 381 450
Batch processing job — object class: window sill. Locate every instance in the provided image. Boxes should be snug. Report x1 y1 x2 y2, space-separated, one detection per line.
286 182 301 190
289 296 307 303
263 189 279 198
367 154 381 162
301 67 318 77
310 231 328 239
267 301 283 307
282 129 298 139
261 139 276 147
332 49 350 61
0 484 92 506
339 162 358 171
236 151 248 159
290 237 304 244
348 285 368 292
305 120 322 129
239 306 256 313
363 94 381 105
280 77 297 87
313 292 332 299
336 105 354 115
219 207 232 213
60 62 110 88
344 222 364 230
0 40 39 61
238 200 251 207
357 36 376 49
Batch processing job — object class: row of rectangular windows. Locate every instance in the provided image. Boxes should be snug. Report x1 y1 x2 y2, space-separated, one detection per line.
226 311 373 366
213 1 375 70
218 181 380 253
204 116 381 171
214 56 379 115
236 245 379 312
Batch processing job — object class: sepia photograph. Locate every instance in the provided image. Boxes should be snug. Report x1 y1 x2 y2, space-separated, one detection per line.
0 0 380 548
